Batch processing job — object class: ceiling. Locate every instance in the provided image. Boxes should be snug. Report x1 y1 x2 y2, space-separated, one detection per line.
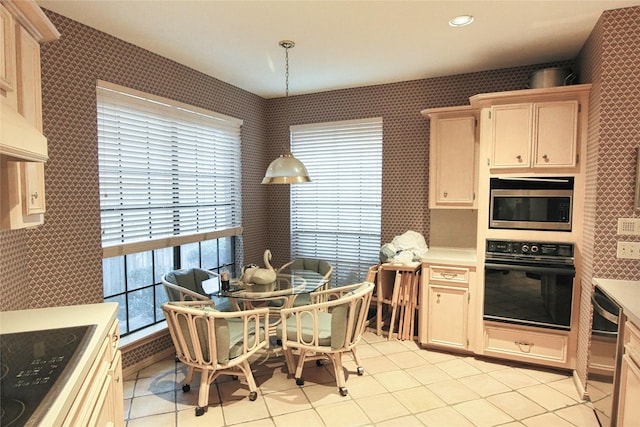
36 0 640 99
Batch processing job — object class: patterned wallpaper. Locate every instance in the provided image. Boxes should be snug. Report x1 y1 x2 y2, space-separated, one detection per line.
1 5 637 371
0 10 269 367
262 66 575 269
574 5 640 393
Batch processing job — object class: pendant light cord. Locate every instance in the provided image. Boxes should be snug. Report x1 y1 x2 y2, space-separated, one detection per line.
285 44 290 98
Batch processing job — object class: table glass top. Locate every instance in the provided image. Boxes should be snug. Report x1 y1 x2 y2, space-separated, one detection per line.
216 269 328 298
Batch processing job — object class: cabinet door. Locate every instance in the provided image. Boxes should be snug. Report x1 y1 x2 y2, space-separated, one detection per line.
427 284 468 349
22 161 45 215
0 3 17 106
431 115 477 208
617 354 640 426
533 101 578 168
490 104 532 168
91 350 124 427
15 24 42 131
0 159 44 229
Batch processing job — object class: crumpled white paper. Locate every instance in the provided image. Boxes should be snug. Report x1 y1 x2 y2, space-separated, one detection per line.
379 230 428 264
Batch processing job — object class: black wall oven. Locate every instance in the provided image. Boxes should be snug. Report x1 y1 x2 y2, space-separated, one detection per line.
484 240 575 330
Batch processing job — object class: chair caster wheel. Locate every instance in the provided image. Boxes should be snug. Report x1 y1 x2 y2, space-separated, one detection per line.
296 378 304 386
357 367 364 376
195 406 205 416
315 359 323 367
182 384 191 392
249 391 258 401
339 387 348 397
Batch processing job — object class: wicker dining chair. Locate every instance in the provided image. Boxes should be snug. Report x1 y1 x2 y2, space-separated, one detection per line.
277 281 374 396
162 300 269 416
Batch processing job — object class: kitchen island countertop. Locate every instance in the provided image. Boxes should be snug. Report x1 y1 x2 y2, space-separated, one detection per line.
0 303 119 426
593 278 640 327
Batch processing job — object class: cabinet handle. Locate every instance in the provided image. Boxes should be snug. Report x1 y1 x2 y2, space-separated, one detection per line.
436 293 441 303
31 192 39 200
514 341 533 352
442 273 458 280
115 375 121 383
443 192 448 198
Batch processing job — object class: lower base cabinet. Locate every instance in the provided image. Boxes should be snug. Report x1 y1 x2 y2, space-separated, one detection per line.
427 284 468 349
64 319 124 427
617 320 640 426
420 264 475 352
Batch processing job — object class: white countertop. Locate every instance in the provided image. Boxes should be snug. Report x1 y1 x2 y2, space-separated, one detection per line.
0 303 119 426
592 278 640 327
420 246 478 268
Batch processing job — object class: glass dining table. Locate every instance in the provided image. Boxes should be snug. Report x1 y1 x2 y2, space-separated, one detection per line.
214 269 330 336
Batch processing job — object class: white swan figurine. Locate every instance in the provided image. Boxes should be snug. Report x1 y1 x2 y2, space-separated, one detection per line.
250 249 277 285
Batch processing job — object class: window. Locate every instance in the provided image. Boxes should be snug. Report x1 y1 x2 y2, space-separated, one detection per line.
290 118 383 286
97 81 243 336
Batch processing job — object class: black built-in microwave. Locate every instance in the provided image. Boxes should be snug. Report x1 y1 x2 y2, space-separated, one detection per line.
489 177 574 231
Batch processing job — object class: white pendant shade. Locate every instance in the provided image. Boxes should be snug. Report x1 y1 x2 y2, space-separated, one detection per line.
261 151 311 184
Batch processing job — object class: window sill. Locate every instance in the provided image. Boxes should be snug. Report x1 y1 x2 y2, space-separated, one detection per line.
119 321 168 348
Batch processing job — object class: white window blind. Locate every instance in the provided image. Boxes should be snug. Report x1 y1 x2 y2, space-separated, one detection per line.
97 81 243 257
290 118 382 285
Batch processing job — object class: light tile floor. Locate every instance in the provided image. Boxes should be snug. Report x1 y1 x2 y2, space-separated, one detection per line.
123 332 600 426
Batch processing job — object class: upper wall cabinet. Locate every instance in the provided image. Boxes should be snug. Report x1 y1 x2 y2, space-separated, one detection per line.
422 106 479 209
470 84 591 172
0 0 59 230
489 101 578 169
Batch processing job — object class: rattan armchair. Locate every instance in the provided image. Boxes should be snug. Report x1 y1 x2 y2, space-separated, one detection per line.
162 300 269 416
277 258 333 307
278 281 374 396
162 267 236 311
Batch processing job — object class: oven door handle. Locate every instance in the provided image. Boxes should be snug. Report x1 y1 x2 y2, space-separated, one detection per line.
485 262 575 275
591 293 619 325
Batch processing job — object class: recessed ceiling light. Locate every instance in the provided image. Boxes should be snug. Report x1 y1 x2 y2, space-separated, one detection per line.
449 15 474 27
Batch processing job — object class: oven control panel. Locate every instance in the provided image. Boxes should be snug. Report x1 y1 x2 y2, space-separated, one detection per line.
486 239 574 259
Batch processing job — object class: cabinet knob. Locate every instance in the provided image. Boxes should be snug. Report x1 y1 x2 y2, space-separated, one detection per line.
436 293 441 303
542 154 549 162
443 192 448 198
31 192 39 200
516 155 522 162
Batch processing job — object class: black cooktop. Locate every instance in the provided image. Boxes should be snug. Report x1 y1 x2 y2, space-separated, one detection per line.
1 325 96 426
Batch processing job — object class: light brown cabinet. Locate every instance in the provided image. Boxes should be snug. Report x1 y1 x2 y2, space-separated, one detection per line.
1 158 45 228
0 0 58 230
422 106 479 209
64 318 124 427
617 320 640 426
420 265 475 351
1 3 17 105
489 100 579 169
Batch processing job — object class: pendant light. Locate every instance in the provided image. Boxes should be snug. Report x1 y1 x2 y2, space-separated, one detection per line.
262 40 311 184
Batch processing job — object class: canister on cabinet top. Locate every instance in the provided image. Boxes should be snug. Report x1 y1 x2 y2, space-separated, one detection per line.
528 67 576 88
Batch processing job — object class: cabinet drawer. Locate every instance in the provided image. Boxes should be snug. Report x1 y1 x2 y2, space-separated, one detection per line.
429 266 469 284
484 324 567 363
